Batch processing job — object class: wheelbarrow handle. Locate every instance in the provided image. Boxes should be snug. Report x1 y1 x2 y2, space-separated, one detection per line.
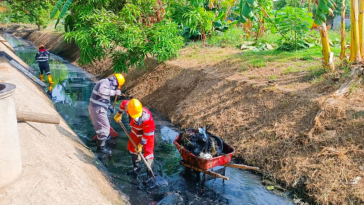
118 121 156 179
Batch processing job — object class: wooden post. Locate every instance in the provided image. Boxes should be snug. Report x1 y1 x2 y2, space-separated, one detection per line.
222 163 260 171
16 110 60 124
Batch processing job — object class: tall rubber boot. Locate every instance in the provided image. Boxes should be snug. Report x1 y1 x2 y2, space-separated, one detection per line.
46 84 53 99
127 154 141 175
96 139 112 157
47 74 54 84
39 74 45 82
145 158 156 188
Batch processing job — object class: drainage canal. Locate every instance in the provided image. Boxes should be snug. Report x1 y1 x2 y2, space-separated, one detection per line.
3 33 293 205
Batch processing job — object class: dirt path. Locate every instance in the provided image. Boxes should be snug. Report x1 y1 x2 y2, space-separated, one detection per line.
0 35 128 205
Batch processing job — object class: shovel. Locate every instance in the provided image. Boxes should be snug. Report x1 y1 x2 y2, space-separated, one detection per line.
109 95 118 121
117 121 156 179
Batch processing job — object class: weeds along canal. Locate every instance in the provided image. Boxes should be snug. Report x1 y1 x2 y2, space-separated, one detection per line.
3 33 293 205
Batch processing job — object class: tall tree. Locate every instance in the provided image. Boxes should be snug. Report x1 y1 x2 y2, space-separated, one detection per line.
8 0 53 30
51 0 184 72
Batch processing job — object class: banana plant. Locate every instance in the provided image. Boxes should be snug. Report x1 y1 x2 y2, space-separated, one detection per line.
50 0 72 19
349 0 361 62
237 0 257 23
236 0 271 40
339 0 346 60
50 0 72 28
359 0 364 59
311 0 336 71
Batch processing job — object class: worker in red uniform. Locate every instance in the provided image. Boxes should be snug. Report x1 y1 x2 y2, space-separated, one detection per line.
114 99 155 182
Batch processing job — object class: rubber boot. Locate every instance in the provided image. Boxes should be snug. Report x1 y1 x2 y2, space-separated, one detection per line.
144 159 156 188
96 139 112 157
91 135 110 145
39 74 45 82
46 84 53 99
48 84 53 92
127 154 141 175
47 74 54 84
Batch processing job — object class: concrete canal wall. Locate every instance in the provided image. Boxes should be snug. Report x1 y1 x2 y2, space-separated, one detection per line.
0 36 127 205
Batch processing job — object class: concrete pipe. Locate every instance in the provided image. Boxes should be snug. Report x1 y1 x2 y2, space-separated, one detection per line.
0 83 22 188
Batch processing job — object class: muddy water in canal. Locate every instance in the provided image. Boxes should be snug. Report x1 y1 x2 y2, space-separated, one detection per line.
3 33 293 205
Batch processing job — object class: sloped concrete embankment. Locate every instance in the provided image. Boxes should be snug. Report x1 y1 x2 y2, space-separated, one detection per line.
0 36 128 205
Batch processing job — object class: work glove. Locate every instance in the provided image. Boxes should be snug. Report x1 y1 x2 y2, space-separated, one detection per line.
115 90 121 96
136 144 143 153
108 106 114 114
114 112 122 123
140 138 147 145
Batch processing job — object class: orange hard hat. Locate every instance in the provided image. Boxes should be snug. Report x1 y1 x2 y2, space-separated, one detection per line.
127 99 143 119
39 44 45 49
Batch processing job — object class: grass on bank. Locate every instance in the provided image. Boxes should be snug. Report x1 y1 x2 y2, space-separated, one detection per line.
182 28 351 89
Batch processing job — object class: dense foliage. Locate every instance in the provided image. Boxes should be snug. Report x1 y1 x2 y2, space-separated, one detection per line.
57 0 184 72
6 0 54 30
0 0 353 71
270 7 314 51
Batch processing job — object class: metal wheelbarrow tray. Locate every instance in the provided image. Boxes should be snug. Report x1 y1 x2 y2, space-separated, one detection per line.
174 131 260 185
174 132 235 170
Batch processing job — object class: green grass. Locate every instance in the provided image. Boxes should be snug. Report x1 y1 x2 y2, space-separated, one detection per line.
282 66 302 75
268 75 277 81
249 75 262 79
328 30 351 45
310 75 325 84
207 27 245 47
186 29 347 78
304 65 327 82
207 29 281 48
231 46 321 67
251 59 267 68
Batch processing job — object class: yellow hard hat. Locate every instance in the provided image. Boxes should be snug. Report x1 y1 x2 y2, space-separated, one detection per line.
114 73 125 89
127 99 143 119
39 44 45 49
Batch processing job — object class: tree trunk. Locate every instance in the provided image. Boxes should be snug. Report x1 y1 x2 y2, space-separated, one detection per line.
37 24 40 31
350 0 362 62
201 30 206 47
320 23 335 71
340 0 347 60
359 0 364 58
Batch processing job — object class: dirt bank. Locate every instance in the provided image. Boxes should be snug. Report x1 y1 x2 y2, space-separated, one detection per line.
0 33 128 205
12 28 364 204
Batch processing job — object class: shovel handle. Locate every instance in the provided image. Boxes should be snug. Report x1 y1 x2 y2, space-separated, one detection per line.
109 96 118 121
118 121 156 179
